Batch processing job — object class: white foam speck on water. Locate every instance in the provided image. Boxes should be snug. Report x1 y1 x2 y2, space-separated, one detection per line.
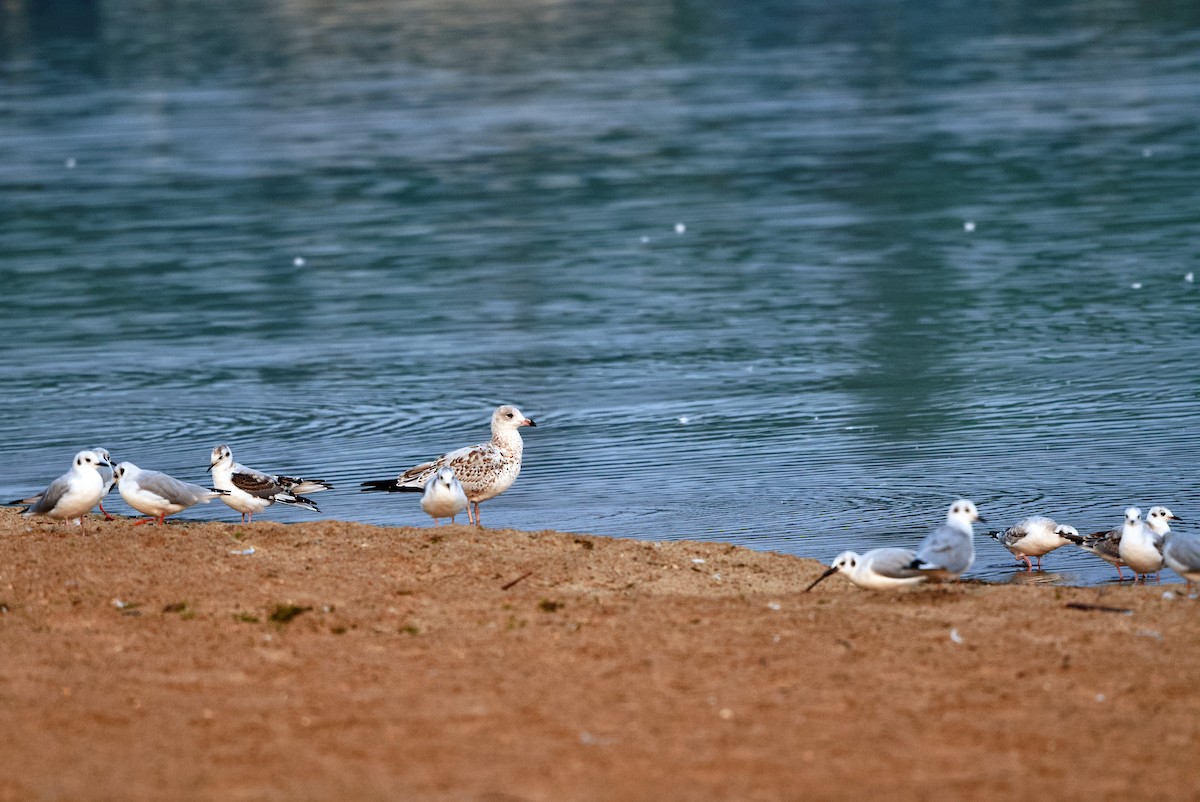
963 220 976 232
674 222 686 234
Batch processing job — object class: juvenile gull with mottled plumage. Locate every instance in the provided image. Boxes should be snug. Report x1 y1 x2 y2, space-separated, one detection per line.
361 404 536 526
208 444 333 523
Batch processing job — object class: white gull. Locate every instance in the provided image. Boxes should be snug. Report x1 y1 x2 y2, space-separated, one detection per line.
114 461 228 526
907 499 983 582
987 516 1078 571
805 547 926 592
421 466 469 526
8 450 111 533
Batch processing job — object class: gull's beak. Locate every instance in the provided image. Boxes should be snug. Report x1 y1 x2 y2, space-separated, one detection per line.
804 566 839 593
1173 514 1184 523
523 418 537 428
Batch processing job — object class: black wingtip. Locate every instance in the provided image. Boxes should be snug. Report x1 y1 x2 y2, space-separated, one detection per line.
360 479 422 493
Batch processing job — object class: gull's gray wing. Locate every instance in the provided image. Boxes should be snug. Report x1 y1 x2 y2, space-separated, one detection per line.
915 524 971 572
137 471 217 506
867 548 922 579
1165 533 1200 572
23 474 71 514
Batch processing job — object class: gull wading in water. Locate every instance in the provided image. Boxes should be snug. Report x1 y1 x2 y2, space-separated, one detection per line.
805 548 926 592
907 499 983 582
113 462 228 526
208 444 333 523
1064 521 1127 580
361 404 536 526
8 450 111 533
420 466 469 526
987 516 1078 571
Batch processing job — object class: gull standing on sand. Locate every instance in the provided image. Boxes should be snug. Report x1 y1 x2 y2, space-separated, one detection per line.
113 462 228 526
92 447 117 520
907 499 983 581
805 548 926 592
360 404 536 526
987 517 1078 571
8 450 111 533
420 467 469 526
208 444 333 523
1117 506 1164 582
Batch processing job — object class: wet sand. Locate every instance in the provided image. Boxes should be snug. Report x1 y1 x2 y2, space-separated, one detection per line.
0 508 1197 801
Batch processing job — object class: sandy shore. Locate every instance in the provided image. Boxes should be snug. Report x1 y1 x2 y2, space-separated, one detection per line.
0 508 1197 801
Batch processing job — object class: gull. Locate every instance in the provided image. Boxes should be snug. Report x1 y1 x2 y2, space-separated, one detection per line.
361 404 536 526
113 461 228 526
92 447 117 520
907 499 983 582
8 450 110 533
421 467 469 526
208 444 333 523
1162 529 1200 591
986 516 1079 571
804 548 926 592
1117 506 1164 582
1064 523 1127 580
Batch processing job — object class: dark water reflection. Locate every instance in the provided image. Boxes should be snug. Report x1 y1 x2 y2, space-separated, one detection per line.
2 0 1199 585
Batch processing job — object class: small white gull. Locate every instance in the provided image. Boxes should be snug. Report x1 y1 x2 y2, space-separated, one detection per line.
1117 506 1164 582
805 548 926 592
987 516 1078 571
361 404 536 527
421 466 469 526
907 499 983 582
8 450 110 533
114 461 228 526
208 444 333 523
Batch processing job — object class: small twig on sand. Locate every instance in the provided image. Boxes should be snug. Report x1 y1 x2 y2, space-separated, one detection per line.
1065 602 1133 615
501 572 533 591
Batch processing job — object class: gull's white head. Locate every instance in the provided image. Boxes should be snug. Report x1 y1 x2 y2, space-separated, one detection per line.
112 462 138 484
209 444 234 471
1054 524 1079 539
946 499 982 529
71 450 105 473
805 550 862 592
831 551 860 574
1123 507 1142 530
1145 506 1179 534
436 466 459 487
492 405 536 432
90 447 113 466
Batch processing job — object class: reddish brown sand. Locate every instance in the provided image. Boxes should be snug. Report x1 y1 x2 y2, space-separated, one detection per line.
1 507 1197 801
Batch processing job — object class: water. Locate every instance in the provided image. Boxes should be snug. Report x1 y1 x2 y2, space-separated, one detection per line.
2 0 1199 586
